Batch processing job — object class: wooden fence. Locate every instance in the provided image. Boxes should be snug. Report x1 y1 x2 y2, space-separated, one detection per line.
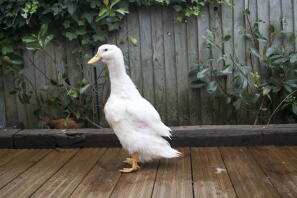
1 0 296 128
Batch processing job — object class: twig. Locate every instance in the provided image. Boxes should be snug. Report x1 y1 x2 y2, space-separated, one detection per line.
267 89 297 125
83 116 103 128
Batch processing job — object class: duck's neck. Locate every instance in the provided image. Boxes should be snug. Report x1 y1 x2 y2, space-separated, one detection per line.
107 58 139 96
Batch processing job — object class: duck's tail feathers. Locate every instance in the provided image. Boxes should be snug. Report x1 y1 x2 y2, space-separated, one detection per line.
162 147 182 159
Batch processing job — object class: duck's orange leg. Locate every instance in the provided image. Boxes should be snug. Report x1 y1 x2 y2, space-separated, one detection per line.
120 152 140 173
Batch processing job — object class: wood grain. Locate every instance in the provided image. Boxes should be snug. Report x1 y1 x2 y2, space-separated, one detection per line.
0 149 77 198
220 147 280 198
0 149 50 189
70 148 125 198
109 160 159 198
152 147 192 198
151 7 166 122
163 7 178 125
248 146 297 198
31 148 106 198
192 147 236 198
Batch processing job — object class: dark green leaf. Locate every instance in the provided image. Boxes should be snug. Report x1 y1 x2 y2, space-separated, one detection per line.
249 48 260 58
222 34 231 42
191 80 206 88
22 35 36 43
79 84 91 94
207 80 217 93
67 89 78 98
196 68 209 79
290 54 297 63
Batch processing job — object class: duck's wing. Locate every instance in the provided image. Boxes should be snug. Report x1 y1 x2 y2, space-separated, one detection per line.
125 97 172 138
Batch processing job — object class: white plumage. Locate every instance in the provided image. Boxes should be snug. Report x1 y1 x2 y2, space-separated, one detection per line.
88 44 180 168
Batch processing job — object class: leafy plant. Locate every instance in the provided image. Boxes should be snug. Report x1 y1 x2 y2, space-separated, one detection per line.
190 9 297 124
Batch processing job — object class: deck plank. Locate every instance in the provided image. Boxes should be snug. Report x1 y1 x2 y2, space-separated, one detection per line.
70 148 125 198
109 159 159 198
0 149 27 166
220 147 280 198
0 149 77 198
0 149 50 189
192 147 236 198
151 147 192 198
248 146 297 198
30 148 106 198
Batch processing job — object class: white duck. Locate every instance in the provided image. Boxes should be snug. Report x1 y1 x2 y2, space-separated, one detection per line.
88 44 180 173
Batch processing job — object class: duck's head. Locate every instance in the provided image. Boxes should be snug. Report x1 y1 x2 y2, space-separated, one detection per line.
88 44 123 65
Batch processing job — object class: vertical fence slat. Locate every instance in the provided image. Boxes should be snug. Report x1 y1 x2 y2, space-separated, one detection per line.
270 0 282 46
151 7 166 122
210 4 224 124
23 50 37 128
294 0 297 50
258 0 270 78
3 73 18 127
222 0 236 124
0 69 5 128
187 15 201 125
234 0 248 123
163 7 178 125
282 0 294 48
127 9 142 94
198 6 213 124
139 8 155 106
174 11 190 125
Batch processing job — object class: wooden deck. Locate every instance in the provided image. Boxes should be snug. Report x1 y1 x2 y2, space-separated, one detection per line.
0 146 296 198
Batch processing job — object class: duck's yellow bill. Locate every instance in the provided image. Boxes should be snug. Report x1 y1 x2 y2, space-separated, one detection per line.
88 53 101 64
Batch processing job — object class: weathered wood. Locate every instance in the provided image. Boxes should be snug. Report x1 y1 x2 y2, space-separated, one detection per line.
222 0 236 124
23 50 37 128
234 0 248 124
109 161 158 198
0 149 26 166
139 8 154 106
151 147 193 198
220 147 280 198
187 15 201 125
0 69 5 128
1 125 297 148
151 7 167 122
270 0 282 46
248 146 297 198
0 149 77 198
197 6 213 124
258 0 269 76
294 0 297 50
174 12 190 125
163 7 178 125
127 9 143 93
192 147 236 198
31 148 106 198
0 129 20 148
209 4 224 124
0 149 50 189
70 148 124 198
281 0 294 51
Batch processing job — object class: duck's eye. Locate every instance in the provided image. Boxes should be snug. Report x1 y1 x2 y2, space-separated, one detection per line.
104 49 108 52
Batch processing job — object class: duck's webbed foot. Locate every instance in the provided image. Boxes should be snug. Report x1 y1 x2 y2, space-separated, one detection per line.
120 152 140 173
